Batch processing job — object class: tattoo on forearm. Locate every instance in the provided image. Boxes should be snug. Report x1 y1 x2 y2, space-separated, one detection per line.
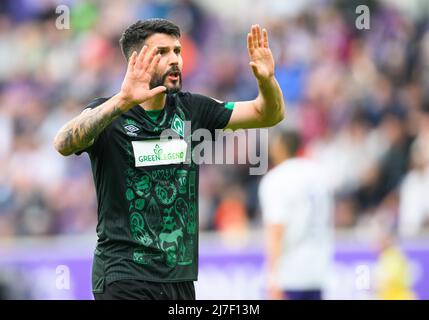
56 105 123 154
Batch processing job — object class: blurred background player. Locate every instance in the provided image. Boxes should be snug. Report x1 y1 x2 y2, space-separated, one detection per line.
259 131 333 300
259 129 334 300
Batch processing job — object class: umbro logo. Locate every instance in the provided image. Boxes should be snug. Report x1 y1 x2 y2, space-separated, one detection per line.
125 124 139 133
124 119 140 137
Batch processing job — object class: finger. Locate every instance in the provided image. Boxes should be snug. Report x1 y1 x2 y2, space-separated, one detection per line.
251 25 258 49
135 45 148 70
142 46 159 72
147 53 161 75
262 28 269 48
255 24 262 47
247 33 254 53
127 51 137 73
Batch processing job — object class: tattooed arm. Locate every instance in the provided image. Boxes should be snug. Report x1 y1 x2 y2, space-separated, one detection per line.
54 94 132 156
54 45 166 156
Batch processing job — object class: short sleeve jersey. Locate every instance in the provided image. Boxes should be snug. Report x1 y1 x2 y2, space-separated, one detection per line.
78 92 233 293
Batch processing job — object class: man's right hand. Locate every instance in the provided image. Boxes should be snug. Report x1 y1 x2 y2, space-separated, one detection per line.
54 45 166 157
119 46 166 110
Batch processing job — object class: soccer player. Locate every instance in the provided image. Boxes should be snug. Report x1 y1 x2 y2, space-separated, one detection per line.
53 18 285 300
259 130 333 300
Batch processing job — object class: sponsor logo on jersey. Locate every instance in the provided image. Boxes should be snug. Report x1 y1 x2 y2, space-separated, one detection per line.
132 139 187 167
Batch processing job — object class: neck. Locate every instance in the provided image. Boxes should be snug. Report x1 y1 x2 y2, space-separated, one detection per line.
140 93 166 111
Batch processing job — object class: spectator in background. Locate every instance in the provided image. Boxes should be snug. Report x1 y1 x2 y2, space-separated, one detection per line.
399 104 429 237
373 223 416 300
214 184 249 246
258 129 334 300
354 108 414 222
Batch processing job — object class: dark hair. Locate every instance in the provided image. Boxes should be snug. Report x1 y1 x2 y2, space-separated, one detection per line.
277 129 301 157
119 19 181 60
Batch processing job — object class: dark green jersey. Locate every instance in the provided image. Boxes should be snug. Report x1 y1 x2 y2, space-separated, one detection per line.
77 92 233 293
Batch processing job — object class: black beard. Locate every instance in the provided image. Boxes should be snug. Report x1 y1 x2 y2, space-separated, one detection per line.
165 87 180 94
150 68 182 94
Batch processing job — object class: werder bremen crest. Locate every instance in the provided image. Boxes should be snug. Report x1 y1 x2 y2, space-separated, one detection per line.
171 114 184 138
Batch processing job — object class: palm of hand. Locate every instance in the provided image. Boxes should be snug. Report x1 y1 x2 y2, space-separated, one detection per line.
247 25 275 81
249 47 274 79
120 46 165 105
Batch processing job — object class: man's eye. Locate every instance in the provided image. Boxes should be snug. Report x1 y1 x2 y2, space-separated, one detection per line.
158 49 166 54
174 49 181 54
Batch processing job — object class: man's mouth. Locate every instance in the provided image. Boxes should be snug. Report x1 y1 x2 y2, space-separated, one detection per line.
167 71 180 82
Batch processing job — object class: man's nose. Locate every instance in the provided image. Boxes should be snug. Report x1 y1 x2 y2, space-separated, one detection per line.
168 52 179 66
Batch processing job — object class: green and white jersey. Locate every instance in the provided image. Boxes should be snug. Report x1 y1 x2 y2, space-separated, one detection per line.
77 92 233 293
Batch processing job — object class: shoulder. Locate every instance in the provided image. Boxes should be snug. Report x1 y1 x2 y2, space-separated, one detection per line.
282 158 323 174
176 92 223 105
259 166 284 193
289 158 332 190
260 160 303 189
267 160 297 179
84 97 110 110
400 170 421 189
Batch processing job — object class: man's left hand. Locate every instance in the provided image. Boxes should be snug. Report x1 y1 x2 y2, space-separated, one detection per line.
247 24 275 82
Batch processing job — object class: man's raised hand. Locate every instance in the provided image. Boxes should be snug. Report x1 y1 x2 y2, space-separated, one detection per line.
247 25 275 82
120 45 166 108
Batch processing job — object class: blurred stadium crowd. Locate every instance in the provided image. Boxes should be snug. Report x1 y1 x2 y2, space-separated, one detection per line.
0 0 429 239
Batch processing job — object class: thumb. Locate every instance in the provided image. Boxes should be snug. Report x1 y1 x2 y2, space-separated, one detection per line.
148 86 167 97
249 62 258 75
